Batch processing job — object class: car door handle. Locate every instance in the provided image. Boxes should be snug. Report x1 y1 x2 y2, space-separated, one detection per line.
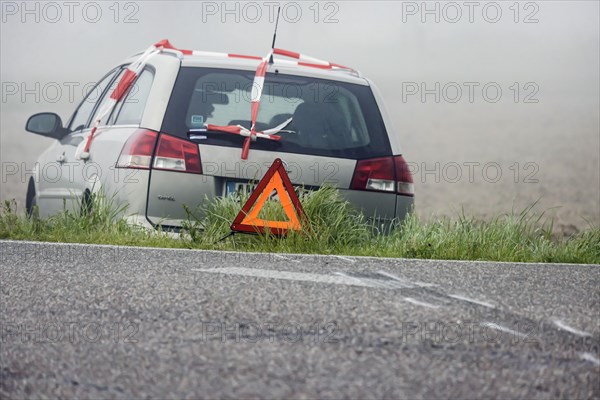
57 152 66 163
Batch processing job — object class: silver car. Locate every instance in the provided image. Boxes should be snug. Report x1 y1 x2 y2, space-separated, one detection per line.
25 47 414 231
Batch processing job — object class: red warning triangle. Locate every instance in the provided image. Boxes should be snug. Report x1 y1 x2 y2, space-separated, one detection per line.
231 158 307 236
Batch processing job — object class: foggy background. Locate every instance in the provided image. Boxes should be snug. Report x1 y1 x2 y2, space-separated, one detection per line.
1 1 598 233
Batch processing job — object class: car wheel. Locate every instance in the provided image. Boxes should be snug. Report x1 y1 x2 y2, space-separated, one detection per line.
25 178 36 217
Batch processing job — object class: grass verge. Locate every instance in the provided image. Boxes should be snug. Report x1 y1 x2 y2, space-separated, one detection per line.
1 188 598 264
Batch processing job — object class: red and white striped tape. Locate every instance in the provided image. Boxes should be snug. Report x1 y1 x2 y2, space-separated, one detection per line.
156 39 263 60
273 48 353 71
80 44 160 159
206 50 274 160
80 39 353 160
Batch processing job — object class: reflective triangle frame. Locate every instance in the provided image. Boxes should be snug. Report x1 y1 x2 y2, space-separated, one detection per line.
231 158 307 236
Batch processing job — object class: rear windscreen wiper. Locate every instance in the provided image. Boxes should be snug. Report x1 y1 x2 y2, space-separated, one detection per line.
188 128 235 140
188 117 295 147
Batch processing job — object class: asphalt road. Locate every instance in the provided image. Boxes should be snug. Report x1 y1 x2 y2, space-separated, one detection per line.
1 240 598 399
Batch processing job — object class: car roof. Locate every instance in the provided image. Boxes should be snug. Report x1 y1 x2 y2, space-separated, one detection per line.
124 51 369 86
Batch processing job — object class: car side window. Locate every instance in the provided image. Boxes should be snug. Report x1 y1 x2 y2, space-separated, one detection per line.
68 68 120 132
111 70 154 126
89 69 126 127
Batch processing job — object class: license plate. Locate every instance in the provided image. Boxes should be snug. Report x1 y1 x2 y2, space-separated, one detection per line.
225 180 310 199
225 181 257 196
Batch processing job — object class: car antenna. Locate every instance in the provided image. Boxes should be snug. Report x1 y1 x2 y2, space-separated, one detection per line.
269 6 281 65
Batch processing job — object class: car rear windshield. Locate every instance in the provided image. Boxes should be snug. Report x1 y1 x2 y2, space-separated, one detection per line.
161 67 392 159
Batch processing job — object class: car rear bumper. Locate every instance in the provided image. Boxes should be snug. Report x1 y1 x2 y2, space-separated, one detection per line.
144 170 414 232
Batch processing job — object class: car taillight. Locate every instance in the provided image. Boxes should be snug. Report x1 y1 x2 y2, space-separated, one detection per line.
116 130 202 174
153 133 202 174
116 129 158 169
394 155 414 196
350 156 414 196
351 157 396 192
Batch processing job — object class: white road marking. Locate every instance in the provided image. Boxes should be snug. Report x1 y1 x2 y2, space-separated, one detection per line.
196 267 437 292
552 319 592 337
195 267 382 288
481 322 527 339
334 255 356 263
448 294 495 309
270 254 298 262
376 270 437 288
333 272 391 289
269 253 301 263
384 280 414 290
333 271 375 287
403 297 441 309
580 352 600 366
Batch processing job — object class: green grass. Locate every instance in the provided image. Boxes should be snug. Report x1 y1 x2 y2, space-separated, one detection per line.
1 187 599 264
